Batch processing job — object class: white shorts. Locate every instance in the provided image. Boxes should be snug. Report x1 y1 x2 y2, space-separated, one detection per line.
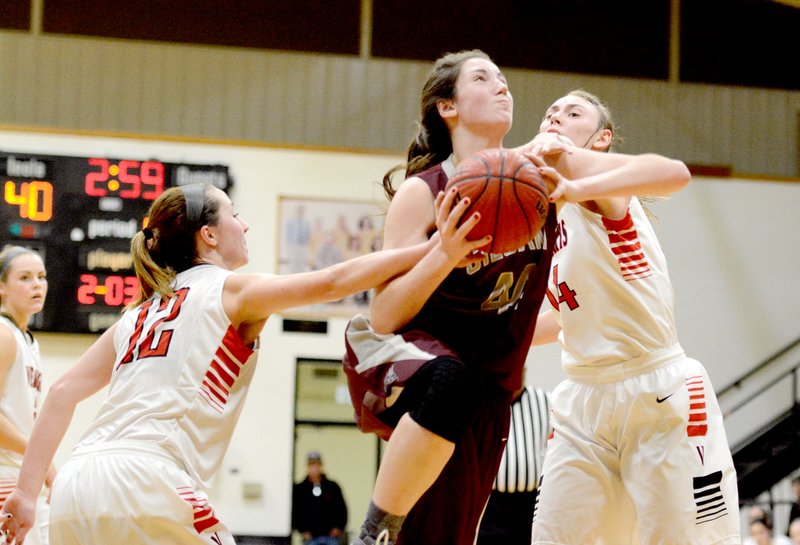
49 443 235 545
531 355 740 545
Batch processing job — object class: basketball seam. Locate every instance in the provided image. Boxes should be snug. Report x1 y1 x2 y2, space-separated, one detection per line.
446 149 549 254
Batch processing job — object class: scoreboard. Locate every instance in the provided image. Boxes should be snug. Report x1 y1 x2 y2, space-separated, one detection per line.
0 151 232 333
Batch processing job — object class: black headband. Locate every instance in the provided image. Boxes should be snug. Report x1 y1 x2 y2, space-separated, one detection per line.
180 184 206 231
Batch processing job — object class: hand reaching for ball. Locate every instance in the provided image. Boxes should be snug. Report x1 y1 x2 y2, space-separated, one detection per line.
445 148 549 254
433 187 492 267
534 164 580 205
518 132 575 158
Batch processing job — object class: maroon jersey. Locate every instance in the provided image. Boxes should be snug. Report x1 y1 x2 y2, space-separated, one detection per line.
342 160 556 545
404 163 556 392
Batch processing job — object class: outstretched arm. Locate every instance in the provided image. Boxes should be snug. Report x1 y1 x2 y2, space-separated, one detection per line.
227 186 486 331
368 183 490 334
526 144 690 218
545 148 690 200
0 325 117 544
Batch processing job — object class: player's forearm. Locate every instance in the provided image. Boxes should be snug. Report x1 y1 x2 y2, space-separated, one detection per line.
322 239 433 302
369 243 460 334
14 383 76 497
562 152 690 201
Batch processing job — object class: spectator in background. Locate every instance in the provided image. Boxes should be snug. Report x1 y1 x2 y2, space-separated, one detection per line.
788 518 800 545
476 385 551 545
788 477 800 535
750 519 776 545
744 505 792 545
293 451 348 545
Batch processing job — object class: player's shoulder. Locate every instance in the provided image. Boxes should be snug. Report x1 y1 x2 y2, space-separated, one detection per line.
387 178 435 220
0 323 19 367
0 320 17 343
395 175 436 198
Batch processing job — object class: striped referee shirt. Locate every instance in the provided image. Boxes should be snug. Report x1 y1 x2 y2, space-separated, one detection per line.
493 386 552 493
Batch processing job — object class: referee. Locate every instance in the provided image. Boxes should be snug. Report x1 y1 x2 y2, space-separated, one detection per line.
477 385 551 545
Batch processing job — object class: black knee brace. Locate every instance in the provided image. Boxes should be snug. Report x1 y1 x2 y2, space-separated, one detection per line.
385 357 483 443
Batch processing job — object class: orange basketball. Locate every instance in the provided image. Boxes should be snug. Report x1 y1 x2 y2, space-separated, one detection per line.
445 148 549 254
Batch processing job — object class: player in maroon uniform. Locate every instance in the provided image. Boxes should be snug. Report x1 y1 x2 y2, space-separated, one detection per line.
344 51 697 545
344 49 556 545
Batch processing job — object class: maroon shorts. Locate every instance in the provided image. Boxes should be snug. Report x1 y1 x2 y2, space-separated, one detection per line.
343 315 513 545
343 315 459 440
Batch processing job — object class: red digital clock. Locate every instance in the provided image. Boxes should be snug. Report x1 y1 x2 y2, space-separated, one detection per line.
77 273 140 307
1 150 231 333
85 158 165 200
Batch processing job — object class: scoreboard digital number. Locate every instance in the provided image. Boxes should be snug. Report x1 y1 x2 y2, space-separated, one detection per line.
0 151 232 334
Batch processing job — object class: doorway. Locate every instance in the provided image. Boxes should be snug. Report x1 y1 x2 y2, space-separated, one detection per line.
293 358 383 544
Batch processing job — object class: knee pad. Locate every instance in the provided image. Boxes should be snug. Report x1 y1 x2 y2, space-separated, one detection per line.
407 357 483 442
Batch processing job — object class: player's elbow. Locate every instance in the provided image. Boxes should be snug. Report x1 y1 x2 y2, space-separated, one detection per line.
654 156 690 191
45 375 83 412
369 311 398 335
642 154 691 194
671 159 691 190
370 302 415 335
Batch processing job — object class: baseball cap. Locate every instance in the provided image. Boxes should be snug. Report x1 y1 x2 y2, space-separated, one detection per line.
307 451 322 463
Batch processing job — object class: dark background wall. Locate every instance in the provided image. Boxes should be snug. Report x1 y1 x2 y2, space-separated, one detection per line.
2 0 798 91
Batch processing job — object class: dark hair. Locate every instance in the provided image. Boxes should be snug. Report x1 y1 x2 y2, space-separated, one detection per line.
751 517 773 532
128 183 220 308
382 49 492 200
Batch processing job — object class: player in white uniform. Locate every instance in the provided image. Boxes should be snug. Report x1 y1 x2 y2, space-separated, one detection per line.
0 182 486 545
527 90 740 545
0 246 53 545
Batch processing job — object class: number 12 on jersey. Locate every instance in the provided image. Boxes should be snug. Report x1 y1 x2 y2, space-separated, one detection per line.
117 288 190 369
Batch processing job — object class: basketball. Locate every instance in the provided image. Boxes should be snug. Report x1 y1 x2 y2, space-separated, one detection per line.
445 148 549 254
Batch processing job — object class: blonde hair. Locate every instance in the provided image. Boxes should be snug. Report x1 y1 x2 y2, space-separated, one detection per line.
567 89 662 217
0 245 36 282
128 184 219 309
0 245 40 305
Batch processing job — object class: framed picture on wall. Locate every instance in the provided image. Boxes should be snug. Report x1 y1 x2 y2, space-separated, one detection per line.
277 196 385 318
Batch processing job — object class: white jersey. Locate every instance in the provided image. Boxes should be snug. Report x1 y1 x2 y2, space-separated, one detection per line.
548 198 679 373
0 315 43 468
75 264 259 489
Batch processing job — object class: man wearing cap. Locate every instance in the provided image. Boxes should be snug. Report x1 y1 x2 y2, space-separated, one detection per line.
292 451 348 545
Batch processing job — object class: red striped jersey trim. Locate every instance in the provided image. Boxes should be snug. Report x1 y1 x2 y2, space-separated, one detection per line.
0 477 17 509
602 212 652 281
177 486 221 534
199 325 254 413
686 374 708 437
